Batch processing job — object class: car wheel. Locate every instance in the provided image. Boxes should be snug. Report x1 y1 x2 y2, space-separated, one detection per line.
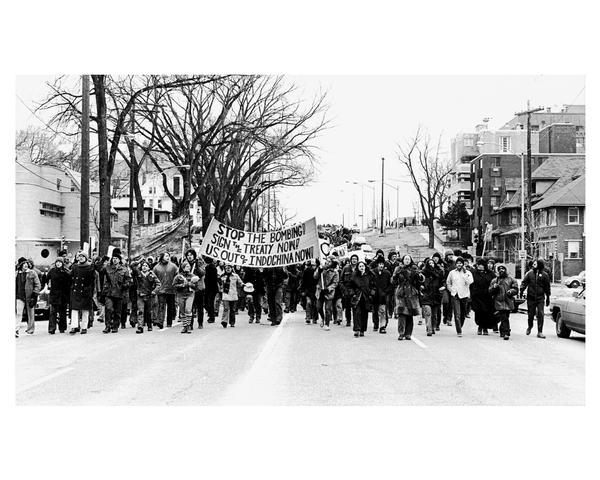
570 280 580 288
555 311 571 338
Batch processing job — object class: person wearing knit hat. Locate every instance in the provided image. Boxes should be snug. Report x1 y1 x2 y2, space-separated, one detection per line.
489 263 519 340
132 259 161 333
15 257 41 337
68 250 96 335
100 251 132 333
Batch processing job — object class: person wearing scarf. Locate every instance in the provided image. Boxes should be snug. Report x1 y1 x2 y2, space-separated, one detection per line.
219 264 244 328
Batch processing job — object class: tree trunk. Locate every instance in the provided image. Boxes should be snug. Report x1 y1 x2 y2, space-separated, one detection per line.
92 75 111 256
132 165 145 224
428 218 435 249
201 199 212 235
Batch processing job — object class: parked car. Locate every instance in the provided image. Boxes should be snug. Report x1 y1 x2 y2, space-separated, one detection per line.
564 271 585 288
550 287 585 338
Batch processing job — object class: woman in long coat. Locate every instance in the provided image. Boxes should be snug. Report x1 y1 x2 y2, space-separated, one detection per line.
349 261 373 337
470 258 496 335
392 254 424 341
69 252 96 334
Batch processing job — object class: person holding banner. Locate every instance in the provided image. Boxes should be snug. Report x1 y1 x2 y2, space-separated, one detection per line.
173 261 201 334
243 267 266 324
219 264 245 328
315 258 339 331
264 267 288 326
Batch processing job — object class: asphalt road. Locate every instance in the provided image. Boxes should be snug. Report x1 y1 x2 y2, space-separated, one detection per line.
15 309 585 406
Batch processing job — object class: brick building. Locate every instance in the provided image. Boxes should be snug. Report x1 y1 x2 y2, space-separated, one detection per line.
489 157 585 278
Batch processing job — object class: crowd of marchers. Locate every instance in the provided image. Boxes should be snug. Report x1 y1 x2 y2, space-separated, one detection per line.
15 247 551 342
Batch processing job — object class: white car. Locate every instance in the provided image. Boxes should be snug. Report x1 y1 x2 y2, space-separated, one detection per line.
564 271 585 288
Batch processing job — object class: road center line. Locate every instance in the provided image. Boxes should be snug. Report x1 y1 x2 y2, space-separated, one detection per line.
411 336 427 349
220 313 290 404
17 367 74 394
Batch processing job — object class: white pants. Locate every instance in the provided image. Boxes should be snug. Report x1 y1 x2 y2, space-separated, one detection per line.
70 310 90 330
16 299 35 333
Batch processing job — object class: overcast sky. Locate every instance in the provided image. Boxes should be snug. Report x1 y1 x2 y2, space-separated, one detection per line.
16 75 585 226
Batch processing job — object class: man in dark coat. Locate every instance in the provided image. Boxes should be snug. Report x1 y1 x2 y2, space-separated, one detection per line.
101 251 132 333
421 257 445 336
340 254 359 327
46 258 72 334
371 258 392 334
152 252 178 328
284 264 300 313
520 258 551 338
489 264 519 340
69 252 96 334
263 267 288 326
184 248 206 330
301 259 318 324
441 249 456 326
243 267 266 324
203 256 219 323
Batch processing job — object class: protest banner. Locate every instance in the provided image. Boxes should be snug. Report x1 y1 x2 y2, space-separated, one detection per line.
199 217 320 267
129 215 190 260
330 243 348 258
319 238 331 259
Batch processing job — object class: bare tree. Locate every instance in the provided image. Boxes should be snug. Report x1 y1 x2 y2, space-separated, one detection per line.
15 126 81 170
397 127 452 249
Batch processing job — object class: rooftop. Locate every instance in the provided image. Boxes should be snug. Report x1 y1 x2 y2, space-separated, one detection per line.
532 174 585 210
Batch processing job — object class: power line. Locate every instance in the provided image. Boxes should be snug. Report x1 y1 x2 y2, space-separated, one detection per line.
16 93 76 140
15 160 75 191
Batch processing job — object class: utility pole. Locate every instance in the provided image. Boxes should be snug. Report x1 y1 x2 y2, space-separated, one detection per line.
80 75 90 250
380 157 385 234
515 101 544 258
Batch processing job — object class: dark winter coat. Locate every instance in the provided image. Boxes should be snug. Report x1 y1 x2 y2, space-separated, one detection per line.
70 263 96 310
489 275 519 312
470 269 495 314
370 268 392 305
204 262 219 292
349 270 373 310
46 266 72 305
243 268 266 296
15 269 41 302
264 267 288 291
102 263 132 298
315 266 339 300
519 267 551 302
134 270 161 297
392 264 423 315
420 264 445 306
301 266 317 295
285 265 300 291
340 264 356 296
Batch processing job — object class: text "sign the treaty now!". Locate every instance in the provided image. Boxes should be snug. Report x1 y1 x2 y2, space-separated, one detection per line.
199 217 320 268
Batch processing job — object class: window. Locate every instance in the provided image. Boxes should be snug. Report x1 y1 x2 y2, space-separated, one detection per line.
479 159 483 169
463 138 474 147
479 197 482 207
490 196 500 208
567 207 580 224
567 240 582 259
479 178 483 188
173 177 181 197
547 208 557 226
510 210 519 225
537 210 547 227
493 177 502 187
41 249 50 258
157 199 162 209
499 136 511 152
149 199 154 207
39 202 65 218
491 157 501 167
